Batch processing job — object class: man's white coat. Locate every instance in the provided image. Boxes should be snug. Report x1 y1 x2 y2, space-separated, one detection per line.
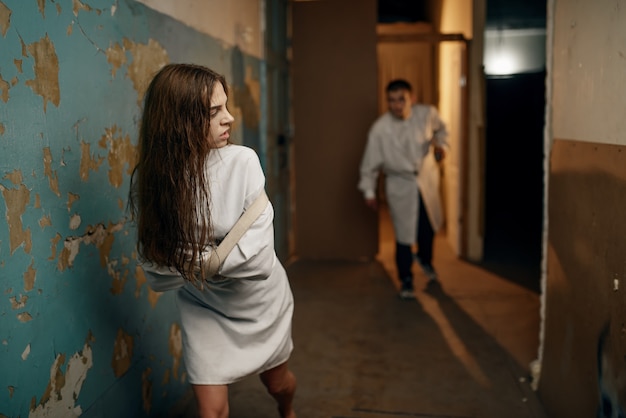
358 104 449 245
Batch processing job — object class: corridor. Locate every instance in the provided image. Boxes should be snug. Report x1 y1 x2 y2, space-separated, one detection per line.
221 208 548 418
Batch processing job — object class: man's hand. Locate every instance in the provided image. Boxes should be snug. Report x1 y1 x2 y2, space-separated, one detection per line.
365 197 378 211
434 146 446 162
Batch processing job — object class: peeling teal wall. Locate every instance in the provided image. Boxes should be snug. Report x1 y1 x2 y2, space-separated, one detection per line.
0 0 265 416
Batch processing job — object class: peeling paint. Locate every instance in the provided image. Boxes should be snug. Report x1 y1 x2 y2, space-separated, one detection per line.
169 323 182 380
72 0 92 17
21 343 31 360
14 58 22 72
4 169 22 185
67 23 73 36
39 215 52 228
69 214 81 230
17 312 32 322
10 294 27 309
106 42 127 77
135 266 161 307
56 3 61 15
117 197 124 210
23 260 36 291
25 35 60 112
98 125 136 188
142 368 152 415
112 328 133 377
122 38 169 104
0 183 33 254
57 221 123 271
0 1 10 37
67 192 79 211
29 340 93 418
0 123 5 135
107 258 128 295
42 147 61 197
8 385 14 398
0 73 8 102
19 35 26 57
79 140 104 181
37 0 45 18
34 193 41 208
48 233 61 260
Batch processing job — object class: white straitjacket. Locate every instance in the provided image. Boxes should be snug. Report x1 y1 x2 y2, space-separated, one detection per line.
140 145 294 385
358 104 449 245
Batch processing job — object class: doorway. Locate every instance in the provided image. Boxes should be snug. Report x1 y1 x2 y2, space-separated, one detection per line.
482 71 545 292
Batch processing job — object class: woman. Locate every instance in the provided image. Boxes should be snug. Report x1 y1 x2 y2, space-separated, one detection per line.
129 63 297 418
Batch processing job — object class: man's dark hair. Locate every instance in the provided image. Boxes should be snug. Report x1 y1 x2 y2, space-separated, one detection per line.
386 79 412 93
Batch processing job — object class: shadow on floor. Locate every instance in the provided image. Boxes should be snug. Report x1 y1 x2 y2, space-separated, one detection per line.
225 258 546 418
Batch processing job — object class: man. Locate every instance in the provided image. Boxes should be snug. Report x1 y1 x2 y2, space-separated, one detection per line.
358 79 449 299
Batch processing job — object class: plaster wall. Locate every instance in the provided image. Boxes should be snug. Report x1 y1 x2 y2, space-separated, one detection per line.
0 0 265 416
551 0 626 146
538 0 626 416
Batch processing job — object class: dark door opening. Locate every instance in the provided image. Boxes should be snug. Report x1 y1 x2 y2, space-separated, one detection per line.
483 71 546 292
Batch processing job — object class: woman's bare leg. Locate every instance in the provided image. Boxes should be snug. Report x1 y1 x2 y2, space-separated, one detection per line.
259 362 297 418
192 384 229 418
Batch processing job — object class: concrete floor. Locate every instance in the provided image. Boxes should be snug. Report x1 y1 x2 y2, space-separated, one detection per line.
184 209 548 418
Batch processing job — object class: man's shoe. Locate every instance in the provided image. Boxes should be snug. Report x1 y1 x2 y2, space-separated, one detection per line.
422 264 438 282
399 288 416 299
415 254 438 281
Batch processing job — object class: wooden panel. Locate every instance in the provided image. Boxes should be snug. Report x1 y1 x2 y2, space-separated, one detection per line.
539 139 626 417
292 0 379 259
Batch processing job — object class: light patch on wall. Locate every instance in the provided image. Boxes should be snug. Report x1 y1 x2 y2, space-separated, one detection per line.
106 43 127 77
57 221 124 270
28 339 93 418
0 183 33 254
97 126 136 188
39 214 52 228
0 73 9 102
23 259 36 291
67 192 79 211
43 147 61 197
142 368 152 415
48 232 61 261
79 141 104 182
122 38 169 104
25 35 60 112
108 258 128 295
72 0 92 17
69 214 81 230
169 323 182 380
4 169 22 185
134 266 161 307
112 328 133 378
0 1 10 37
10 294 27 309
37 0 45 18
17 312 32 322
21 343 30 360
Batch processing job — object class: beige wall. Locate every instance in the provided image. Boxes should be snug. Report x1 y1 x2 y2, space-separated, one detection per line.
135 0 264 58
551 1 626 145
538 0 626 416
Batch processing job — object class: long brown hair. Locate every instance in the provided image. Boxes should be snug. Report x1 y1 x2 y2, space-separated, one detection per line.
128 63 228 281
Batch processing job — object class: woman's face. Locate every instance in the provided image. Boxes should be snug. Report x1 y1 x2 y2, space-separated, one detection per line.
208 82 234 148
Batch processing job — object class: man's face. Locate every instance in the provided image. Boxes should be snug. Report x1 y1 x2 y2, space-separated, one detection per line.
387 88 412 120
